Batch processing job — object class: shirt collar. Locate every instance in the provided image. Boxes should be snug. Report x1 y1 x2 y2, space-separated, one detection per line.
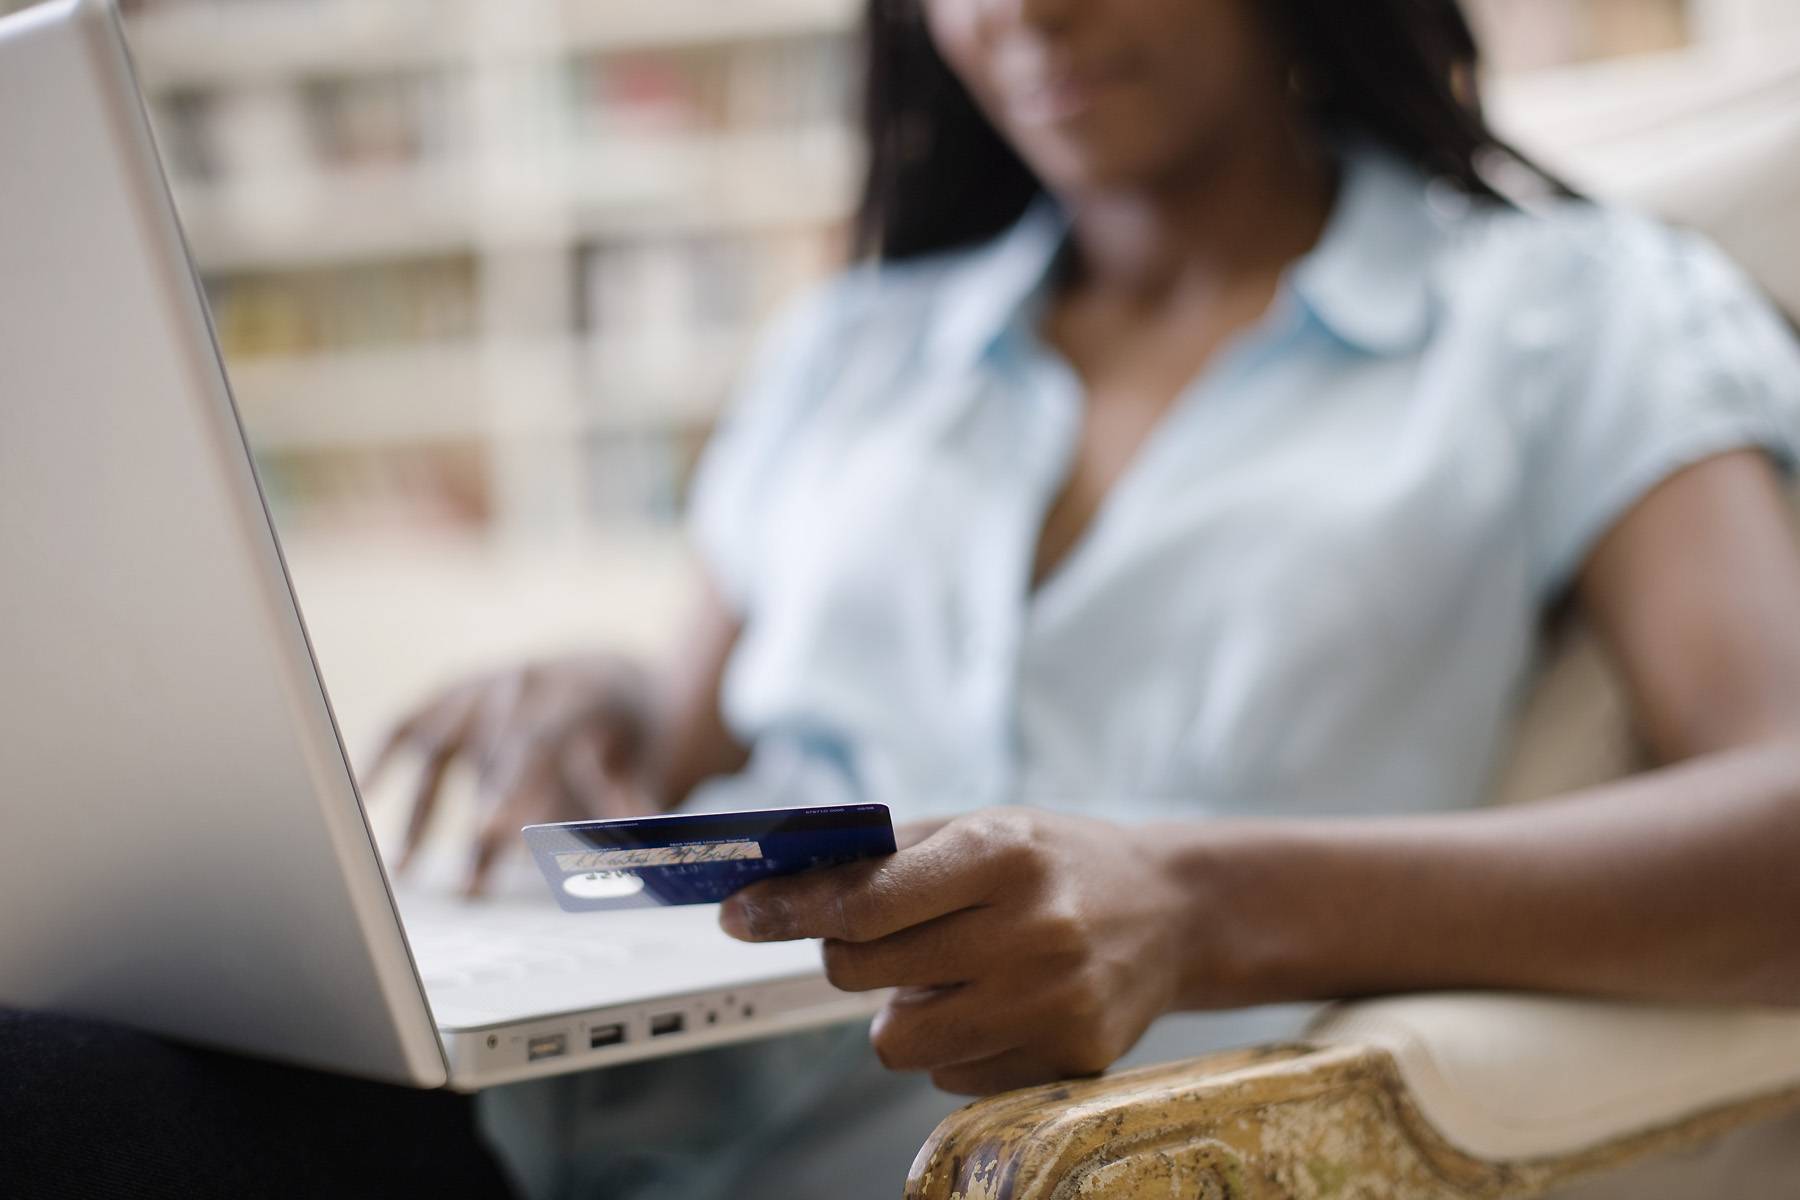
924 199 1068 370
924 140 1445 369
1289 142 1443 354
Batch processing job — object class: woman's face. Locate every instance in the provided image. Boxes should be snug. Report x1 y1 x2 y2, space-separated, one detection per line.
922 0 1299 195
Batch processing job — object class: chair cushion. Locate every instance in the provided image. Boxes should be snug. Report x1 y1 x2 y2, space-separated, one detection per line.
1309 993 1800 1160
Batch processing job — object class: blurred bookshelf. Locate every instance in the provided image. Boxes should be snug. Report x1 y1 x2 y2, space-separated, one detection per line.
3 0 1790 548
93 0 862 545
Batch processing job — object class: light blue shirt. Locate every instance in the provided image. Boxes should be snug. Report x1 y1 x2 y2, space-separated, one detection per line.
688 143 1800 824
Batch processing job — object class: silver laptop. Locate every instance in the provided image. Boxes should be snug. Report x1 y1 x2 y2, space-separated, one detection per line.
0 0 876 1090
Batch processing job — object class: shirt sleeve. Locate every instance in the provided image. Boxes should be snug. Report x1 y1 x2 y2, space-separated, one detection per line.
685 280 843 612
1522 216 1800 598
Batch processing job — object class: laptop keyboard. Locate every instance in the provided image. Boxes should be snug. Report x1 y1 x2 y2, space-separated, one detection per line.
386 884 834 1031
395 893 680 992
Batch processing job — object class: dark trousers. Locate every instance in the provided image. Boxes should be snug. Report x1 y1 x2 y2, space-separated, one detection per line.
0 1008 515 1200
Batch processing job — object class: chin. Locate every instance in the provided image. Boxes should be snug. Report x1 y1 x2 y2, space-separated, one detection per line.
1010 106 1191 198
1029 138 1183 198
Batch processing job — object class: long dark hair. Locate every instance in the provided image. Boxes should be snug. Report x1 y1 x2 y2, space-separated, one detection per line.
854 0 1564 262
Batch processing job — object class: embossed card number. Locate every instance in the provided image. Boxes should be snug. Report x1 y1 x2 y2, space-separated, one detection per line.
552 841 765 872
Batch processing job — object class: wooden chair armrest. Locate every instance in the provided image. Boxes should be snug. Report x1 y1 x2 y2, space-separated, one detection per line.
906 997 1800 1199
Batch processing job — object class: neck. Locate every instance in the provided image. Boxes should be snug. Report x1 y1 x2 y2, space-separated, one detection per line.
1058 125 1335 303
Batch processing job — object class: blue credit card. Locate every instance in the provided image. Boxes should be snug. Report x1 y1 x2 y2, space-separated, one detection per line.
521 803 896 912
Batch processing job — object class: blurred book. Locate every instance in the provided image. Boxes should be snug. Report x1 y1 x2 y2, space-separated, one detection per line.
208 256 479 358
303 71 463 168
256 442 493 539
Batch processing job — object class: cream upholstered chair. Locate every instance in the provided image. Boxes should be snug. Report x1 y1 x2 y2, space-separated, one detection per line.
904 34 1800 1200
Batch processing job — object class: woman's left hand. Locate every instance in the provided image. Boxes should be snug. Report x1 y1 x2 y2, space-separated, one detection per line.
719 808 1196 1095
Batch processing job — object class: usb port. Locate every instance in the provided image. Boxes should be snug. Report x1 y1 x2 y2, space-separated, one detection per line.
527 1033 567 1062
649 1012 686 1038
589 1023 626 1049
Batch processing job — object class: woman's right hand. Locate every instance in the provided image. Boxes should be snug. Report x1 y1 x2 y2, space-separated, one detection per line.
366 654 665 895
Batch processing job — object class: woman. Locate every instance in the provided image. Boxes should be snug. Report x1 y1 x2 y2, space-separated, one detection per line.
382 0 1800 1189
